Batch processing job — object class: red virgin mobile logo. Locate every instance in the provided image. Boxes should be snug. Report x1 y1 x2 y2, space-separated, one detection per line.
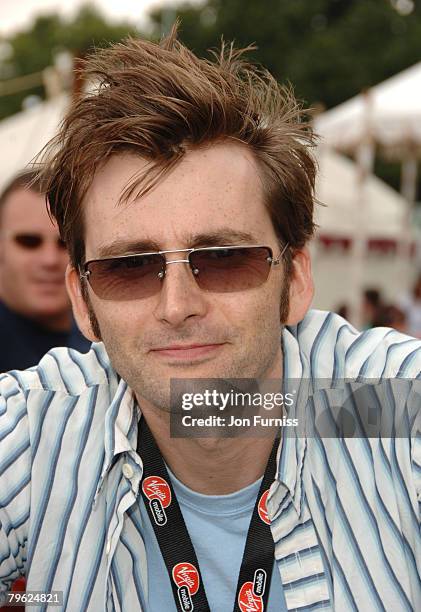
142 476 172 507
142 476 172 526
172 562 200 595
172 563 200 611
258 489 270 525
238 582 263 612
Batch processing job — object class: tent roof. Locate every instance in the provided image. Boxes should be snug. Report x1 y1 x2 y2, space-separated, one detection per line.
314 62 421 156
315 148 408 238
0 94 69 193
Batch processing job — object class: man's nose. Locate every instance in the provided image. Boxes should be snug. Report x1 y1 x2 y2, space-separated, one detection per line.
153 261 208 327
38 239 68 267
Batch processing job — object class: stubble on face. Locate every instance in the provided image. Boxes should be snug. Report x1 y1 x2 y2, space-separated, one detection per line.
83 268 291 412
79 144 293 413
82 282 102 339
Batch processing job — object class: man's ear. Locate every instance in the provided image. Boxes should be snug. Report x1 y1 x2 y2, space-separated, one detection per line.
65 264 100 342
285 247 314 326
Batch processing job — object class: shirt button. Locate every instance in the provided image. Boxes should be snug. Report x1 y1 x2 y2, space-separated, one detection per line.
106 539 111 555
122 463 134 479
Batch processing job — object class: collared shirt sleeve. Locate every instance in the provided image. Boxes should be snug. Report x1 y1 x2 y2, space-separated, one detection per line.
0 373 30 604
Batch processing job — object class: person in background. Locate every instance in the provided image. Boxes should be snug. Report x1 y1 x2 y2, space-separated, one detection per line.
361 287 382 329
335 303 349 320
374 303 408 333
0 171 90 371
398 273 421 338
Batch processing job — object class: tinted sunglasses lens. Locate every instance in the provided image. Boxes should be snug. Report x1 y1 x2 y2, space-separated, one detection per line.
190 247 272 292
86 254 164 300
14 234 43 249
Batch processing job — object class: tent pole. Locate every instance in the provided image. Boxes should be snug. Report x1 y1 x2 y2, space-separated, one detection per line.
399 151 417 263
401 152 418 203
348 90 374 328
349 139 374 328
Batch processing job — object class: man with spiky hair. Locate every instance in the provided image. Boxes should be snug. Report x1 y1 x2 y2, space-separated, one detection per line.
0 29 419 611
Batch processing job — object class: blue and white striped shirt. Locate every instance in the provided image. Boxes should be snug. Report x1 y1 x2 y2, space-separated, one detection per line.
0 310 420 611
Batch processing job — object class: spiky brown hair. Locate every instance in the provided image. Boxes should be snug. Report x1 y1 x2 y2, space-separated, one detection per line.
39 25 317 272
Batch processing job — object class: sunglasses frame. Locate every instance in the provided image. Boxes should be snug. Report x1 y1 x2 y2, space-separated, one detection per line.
80 243 289 297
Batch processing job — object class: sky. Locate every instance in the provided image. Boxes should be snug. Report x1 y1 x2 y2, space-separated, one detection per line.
0 0 194 36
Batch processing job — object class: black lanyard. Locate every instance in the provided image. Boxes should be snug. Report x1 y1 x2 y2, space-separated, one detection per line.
138 419 278 612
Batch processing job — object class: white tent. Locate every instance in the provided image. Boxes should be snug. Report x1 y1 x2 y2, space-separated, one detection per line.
314 62 421 159
0 94 70 193
313 63 421 321
315 148 407 238
311 148 415 311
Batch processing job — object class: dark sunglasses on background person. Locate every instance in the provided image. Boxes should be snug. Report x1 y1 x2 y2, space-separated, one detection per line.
80 244 289 301
9 233 66 250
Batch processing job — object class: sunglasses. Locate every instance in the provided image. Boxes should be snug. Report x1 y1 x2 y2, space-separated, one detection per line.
11 233 66 250
81 244 289 301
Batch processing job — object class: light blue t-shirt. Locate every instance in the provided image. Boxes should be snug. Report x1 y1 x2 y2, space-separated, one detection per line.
139 469 287 611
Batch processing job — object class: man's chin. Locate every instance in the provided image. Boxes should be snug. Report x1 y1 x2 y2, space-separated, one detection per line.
33 303 70 318
30 289 69 307
153 360 234 382
18 301 70 328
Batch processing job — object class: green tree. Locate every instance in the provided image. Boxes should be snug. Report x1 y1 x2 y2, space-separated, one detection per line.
149 0 421 192
150 0 421 109
0 5 137 120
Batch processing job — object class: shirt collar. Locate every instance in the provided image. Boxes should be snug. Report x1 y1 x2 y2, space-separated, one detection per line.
268 325 309 518
95 375 141 502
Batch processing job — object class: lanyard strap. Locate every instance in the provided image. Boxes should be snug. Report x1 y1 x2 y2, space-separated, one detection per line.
138 419 278 612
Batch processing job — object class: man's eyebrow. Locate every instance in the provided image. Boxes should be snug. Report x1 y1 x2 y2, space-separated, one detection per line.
95 239 161 258
94 230 259 259
188 230 258 248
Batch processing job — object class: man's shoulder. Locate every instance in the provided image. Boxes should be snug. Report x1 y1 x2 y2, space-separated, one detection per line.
0 300 24 332
286 309 421 379
0 342 117 397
